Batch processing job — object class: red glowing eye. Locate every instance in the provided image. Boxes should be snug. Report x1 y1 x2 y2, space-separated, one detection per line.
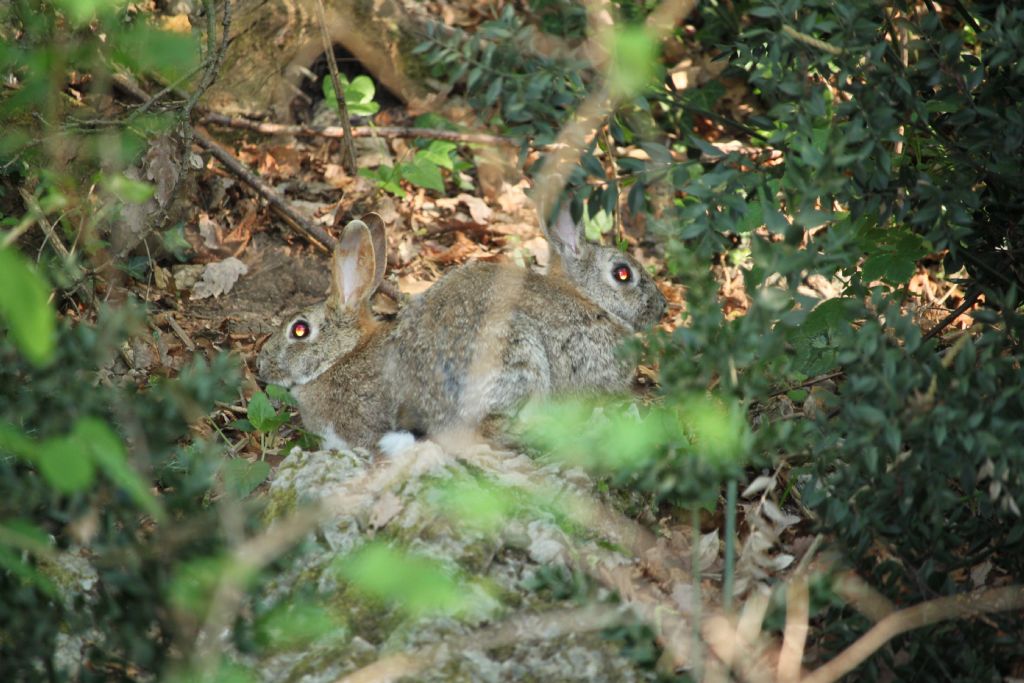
613 265 632 282
290 321 310 339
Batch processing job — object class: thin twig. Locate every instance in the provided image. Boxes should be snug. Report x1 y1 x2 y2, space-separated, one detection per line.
192 130 337 251
769 370 844 398
800 585 1024 683
778 576 809 683
921 285 982 342
781 25 844 56
200 112 522 146
532 0 699 238
113 74 338 254
184 0 232 118
313 0 358 174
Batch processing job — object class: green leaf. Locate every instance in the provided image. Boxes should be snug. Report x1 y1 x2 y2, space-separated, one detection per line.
113 23 200 83
0 422 35 458
324 74 381 117
222 459 271 498
247 391 287 432
484 76 504 106
400 157 446 193
608 26 661 98
0 547 57 597
104 173 155 204
417 140 457 170
0 519 52 555
358 166 406 197
37 436 95 493
0 247 56 367
74 417 163 519
861 253 916 285
254 600 342 650
52 0 120 25
335 543 475 617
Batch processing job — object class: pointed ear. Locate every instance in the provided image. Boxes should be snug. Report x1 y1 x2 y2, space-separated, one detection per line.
360 212 388 287
330 220 379 308
547 203 584 262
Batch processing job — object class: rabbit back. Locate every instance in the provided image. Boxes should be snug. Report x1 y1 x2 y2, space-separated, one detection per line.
385 261 636 435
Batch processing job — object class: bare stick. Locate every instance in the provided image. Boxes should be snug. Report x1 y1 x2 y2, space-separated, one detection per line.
313 0 358 174
200 112 521 147
800 585 1024 683
778 576 809 683
921 285 982 342
192 130 336 252
185 0 232 117
781 25 843 56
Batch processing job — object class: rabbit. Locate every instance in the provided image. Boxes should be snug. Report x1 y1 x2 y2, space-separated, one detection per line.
256 213 406 452
383 204 666 438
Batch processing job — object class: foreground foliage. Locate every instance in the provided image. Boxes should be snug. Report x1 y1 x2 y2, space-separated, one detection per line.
1 0 1022 681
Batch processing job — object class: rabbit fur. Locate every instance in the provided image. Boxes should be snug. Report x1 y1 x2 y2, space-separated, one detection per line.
256 214 397 451
257 207 666 451
383 206 666 437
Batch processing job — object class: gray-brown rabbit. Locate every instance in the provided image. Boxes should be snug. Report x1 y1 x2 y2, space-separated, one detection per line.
256 214 400 451
383 206 666 438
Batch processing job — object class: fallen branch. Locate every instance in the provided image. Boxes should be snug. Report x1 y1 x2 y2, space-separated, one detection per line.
193 129 337 252
201 112 521 147
800 584 1024 683
921 285 982 342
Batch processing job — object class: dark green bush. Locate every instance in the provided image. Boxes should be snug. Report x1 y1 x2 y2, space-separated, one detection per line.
420 0 1024 678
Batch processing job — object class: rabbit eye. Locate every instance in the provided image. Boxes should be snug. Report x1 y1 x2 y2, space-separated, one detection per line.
290 320 311 339
612 264 633 283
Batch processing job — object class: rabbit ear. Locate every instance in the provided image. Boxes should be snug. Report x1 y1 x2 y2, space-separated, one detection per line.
330 220 381 308
360 212 388 287
548 203 585 262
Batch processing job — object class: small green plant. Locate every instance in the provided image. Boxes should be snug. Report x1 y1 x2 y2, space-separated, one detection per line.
359 139 460 197
322 73 381 117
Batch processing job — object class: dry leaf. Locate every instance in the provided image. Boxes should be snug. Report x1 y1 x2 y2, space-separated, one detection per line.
457 193 492 224
198 212 220 250
742 475 776 499
191 257 249 299
421 232 479 264
161 14 192 33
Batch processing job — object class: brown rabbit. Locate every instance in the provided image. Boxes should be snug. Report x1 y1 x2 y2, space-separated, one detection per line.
383 205 666 438
256 214 404 452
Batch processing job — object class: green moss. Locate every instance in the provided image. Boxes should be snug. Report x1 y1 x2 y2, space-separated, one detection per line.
262 485 297 524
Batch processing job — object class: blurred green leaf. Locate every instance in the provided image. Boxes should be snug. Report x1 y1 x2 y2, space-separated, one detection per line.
37 435 95 493
254 600 342 650
336 543 474 617
222 459 270 498
52 0 123 26
104 173 155 204
608 26 660 98
265 384 298 407
0 247 56 368
75 417 164 519
0 546 57 597
112 23 200 83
